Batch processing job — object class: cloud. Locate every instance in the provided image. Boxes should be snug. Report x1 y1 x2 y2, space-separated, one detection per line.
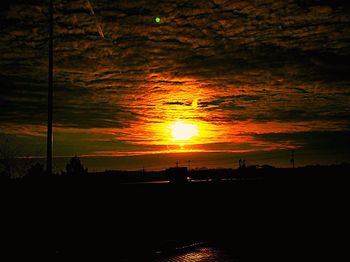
0 0 349 158
255 130 350 154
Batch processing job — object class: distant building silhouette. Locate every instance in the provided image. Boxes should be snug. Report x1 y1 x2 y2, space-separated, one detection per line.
166 166 188 183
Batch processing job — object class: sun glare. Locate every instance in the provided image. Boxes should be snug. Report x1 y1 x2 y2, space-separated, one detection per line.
170 121 198 141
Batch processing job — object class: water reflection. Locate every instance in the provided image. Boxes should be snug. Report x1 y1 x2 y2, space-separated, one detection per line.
156 247 238 262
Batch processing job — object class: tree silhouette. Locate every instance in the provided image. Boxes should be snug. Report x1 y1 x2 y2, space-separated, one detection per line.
0 135 20 178
65 156 88 176
25 163 46 178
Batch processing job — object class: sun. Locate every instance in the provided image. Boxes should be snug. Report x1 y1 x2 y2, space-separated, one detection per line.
170 121 198 141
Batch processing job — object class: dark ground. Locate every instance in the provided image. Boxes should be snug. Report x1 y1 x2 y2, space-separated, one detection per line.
1 173 350 261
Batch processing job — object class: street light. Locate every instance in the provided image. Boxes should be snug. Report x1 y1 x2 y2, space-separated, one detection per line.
46 0 53 175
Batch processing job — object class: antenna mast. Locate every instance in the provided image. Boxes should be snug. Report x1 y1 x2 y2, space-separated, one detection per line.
291 150 295 169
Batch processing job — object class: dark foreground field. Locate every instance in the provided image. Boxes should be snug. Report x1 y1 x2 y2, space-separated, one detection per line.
1 175 349 261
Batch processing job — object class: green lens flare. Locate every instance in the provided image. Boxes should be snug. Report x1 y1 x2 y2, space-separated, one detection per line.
155 17 161 23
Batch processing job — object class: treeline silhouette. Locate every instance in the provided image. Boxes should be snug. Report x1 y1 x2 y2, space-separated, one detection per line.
2 156 350 261
2 155 349 185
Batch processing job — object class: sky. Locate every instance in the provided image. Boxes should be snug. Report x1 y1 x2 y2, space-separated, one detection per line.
1 0 350 171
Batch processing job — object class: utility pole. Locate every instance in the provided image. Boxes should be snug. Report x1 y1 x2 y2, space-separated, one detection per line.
176 161 179 168
291 150 295 169
188 160 191 171
46 0 53 175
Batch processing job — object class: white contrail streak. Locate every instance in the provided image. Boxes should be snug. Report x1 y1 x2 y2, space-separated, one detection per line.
86 0 105 38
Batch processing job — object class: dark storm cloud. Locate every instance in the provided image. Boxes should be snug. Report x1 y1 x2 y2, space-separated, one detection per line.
0 75 134 128
164 101 185 105
198 94 261 110
255 131 350 153
1 0 349 136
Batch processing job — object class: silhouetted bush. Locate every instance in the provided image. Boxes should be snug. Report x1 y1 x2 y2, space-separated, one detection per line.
0 171 10 181
65 156 88 176
25 163 46 178
0 134 20 178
